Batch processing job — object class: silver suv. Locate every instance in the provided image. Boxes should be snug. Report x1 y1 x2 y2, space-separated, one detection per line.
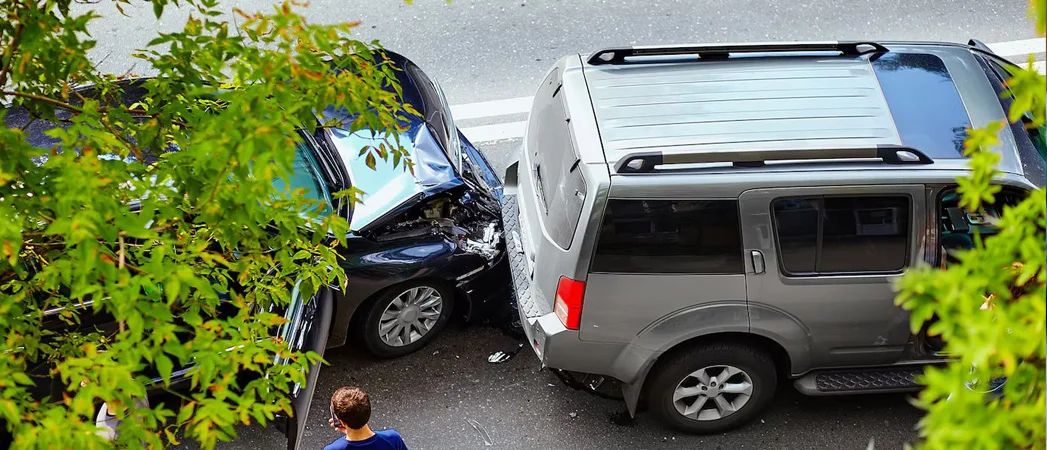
501 40 1045 433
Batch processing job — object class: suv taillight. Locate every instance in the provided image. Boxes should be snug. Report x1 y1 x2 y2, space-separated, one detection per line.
554 276 585 330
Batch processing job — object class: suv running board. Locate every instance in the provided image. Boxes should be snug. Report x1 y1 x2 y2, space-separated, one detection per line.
794 366 927 396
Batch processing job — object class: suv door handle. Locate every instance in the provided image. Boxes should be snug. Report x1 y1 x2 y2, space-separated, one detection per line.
750 250 766 274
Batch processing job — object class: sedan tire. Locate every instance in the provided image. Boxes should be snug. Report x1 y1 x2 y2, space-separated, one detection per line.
361 280 454 358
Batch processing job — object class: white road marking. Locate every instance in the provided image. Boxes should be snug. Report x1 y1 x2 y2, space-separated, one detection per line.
461 121 527 144
986 38 1045 58
458 38 1047 143
450 96 533 120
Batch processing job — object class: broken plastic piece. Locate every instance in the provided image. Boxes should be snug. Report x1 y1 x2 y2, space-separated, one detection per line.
462 222 502 261
487 343 525 364
487 351 510 364
466 419 493 446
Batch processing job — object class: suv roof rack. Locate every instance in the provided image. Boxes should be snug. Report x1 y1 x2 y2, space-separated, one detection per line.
587 41 889 65
613 145 933 174
967 39 993 53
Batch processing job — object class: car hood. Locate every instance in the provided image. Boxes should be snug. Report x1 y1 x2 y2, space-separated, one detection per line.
323 119 463 232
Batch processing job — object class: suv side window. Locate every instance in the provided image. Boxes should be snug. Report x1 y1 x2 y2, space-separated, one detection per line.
772 196 910 275
591 199 744 274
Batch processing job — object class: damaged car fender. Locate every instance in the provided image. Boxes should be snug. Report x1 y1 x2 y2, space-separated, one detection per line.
314 50 509 353
326 224 506 349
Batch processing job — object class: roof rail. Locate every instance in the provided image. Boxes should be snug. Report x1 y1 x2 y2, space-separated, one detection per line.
587 41 889 66
613 145 933 174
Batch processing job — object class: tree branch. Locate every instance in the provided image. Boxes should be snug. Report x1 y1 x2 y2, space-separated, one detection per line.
118 233 125 269
126 108 190 128
0 3 26 87
1 90 84 114
3 91 190 127
3 89 191 161
0 270 17 285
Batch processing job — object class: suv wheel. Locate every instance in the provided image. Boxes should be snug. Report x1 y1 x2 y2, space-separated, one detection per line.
361 281 453 358
648 343 777 434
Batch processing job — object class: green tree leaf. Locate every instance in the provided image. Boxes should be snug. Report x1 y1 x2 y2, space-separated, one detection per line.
896 4 1047 447
0 0 417 448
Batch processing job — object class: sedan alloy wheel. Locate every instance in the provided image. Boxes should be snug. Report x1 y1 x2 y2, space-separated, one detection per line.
378 286 443 347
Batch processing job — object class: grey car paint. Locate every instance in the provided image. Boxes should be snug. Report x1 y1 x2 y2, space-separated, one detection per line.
738 184 926 369
585 55 903 157
503 41 1043 419
510 56 611 323
580 274 747 344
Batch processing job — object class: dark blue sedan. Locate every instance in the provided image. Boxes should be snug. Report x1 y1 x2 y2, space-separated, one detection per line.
299 51 509 358
2 50 508 450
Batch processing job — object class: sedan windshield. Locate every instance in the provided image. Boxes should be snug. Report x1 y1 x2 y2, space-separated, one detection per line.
271 141 335 219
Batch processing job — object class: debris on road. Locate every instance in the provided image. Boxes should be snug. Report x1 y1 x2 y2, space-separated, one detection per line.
586 375 605 391
569 412 577 418
487 343 525 363
466 419 494 446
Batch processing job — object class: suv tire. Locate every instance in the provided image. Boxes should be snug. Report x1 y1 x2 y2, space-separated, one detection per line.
648 342 777 434
361 280 453 358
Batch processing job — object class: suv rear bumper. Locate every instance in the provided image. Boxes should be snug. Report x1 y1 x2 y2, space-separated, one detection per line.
501 191 651 380
500 192 558 363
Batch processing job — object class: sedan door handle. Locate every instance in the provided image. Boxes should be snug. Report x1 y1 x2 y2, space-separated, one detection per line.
750 250 766 274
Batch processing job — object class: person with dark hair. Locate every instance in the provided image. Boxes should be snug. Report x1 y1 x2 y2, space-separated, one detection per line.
324 386 408 450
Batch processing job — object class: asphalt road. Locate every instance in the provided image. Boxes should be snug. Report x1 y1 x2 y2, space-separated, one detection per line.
73 0 1045 175
175 324 922 450
75 0 1040 103
69 1 1038 449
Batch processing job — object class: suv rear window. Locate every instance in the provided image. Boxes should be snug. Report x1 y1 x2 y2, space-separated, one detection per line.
871 53 971 159
592 199 744 274
772 196 910 275
527 69 586 249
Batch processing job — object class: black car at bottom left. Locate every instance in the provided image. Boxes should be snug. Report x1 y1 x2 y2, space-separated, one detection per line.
1 51 509 450
1 85 340 450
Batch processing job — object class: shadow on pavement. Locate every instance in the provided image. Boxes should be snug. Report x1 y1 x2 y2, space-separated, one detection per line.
173 323 921 450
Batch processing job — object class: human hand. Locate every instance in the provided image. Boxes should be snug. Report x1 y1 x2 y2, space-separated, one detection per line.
328 418 344 431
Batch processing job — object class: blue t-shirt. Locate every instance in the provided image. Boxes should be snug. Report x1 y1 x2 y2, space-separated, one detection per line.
324 430 408 450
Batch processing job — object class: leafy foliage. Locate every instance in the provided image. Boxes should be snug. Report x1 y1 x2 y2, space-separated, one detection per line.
894 2 1047 449
0 0 413 448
